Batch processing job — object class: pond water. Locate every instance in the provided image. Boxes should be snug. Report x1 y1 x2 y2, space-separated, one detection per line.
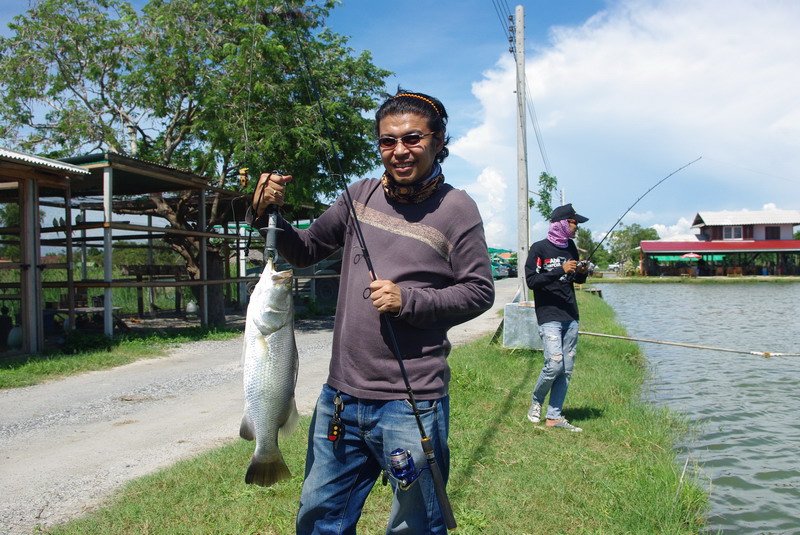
593 283 800 534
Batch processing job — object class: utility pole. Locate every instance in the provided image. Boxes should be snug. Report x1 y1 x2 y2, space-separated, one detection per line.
514 4 529 300
500 5 542 351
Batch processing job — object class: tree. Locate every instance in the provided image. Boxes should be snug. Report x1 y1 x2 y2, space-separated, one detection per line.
0 203 47 261
607 223 659 273
575 227 609 267
530 171 558 221
0 0 390 325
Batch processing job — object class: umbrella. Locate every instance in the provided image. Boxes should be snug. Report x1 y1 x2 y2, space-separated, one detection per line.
680 252 702 260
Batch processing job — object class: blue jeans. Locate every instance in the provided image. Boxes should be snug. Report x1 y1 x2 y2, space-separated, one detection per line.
532 320 578 420
297 384 450 535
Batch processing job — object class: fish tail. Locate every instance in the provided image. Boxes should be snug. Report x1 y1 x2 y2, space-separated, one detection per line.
244 453 291 487
239 412 255 441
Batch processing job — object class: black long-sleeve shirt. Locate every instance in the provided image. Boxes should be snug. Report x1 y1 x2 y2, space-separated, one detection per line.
525 238 586 324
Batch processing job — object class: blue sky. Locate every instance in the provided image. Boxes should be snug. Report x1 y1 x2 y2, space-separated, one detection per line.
3 0 799 250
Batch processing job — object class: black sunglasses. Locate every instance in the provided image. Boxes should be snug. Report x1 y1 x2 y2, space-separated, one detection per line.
377 132 436 149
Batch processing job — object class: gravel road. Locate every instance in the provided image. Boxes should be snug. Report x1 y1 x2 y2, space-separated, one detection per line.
0 278 517 535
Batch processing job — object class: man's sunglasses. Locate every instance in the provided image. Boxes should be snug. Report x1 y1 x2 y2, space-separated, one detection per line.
377 132 436 149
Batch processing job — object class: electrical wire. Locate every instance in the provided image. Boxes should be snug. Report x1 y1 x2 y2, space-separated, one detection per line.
493 1 553 176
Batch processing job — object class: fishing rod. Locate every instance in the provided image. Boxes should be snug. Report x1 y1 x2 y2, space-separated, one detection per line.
579 331 800 358
276 2 457 529
582 157 702 265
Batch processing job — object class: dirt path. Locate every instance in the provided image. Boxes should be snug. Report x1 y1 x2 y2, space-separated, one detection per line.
0 278 518 535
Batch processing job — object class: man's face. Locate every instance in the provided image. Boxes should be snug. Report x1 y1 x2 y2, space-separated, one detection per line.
568 219 578 237
378 112 444 185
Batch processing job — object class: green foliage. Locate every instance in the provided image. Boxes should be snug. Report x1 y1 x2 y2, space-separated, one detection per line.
0 203 46 260
607 223 660 268
0 0 389 211
531 171 558 221
61 330 118 354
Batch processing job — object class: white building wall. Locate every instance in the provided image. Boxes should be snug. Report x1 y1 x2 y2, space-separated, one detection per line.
753 224 793 240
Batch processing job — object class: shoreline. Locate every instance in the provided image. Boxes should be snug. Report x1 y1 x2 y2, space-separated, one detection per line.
587 274 800 283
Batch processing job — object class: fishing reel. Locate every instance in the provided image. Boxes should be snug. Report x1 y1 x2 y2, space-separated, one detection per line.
564 260 590 282
382 448 429 490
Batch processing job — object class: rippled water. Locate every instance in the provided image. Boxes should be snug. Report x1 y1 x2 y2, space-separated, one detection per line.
594 283 800 534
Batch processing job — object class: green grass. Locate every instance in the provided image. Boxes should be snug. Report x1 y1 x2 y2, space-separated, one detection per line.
0 327 241 389
32 292 707 534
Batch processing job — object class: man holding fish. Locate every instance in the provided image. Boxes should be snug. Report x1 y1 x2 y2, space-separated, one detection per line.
248 89 494 534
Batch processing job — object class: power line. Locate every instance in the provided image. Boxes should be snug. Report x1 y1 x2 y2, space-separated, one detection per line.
492 2 554 178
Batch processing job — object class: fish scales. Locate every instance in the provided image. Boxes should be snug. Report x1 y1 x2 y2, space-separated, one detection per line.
240 258 299 487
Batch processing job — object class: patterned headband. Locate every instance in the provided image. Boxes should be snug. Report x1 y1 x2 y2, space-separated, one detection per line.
395 93 440 116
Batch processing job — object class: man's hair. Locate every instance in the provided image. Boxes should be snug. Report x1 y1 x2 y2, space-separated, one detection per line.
375 88 450 163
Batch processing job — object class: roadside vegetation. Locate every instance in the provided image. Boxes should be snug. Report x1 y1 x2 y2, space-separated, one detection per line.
0 328 240 389
35 292 708 534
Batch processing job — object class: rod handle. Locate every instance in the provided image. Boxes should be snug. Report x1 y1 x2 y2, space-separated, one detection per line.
421 437 457 530
263 205 280 260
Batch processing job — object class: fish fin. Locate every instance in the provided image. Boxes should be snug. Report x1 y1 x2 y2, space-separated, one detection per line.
279 397 300 438
244 454 291 487
239 413 255 441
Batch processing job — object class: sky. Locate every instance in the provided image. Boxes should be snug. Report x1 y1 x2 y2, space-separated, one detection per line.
2 0 800 251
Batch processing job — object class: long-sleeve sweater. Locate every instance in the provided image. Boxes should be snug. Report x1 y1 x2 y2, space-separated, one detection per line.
524 238 587 324
249 178 494 400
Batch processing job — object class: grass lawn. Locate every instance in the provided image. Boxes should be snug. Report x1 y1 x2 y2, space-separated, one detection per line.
31 292 708 534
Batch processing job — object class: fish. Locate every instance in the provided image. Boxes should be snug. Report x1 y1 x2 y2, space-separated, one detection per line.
239 257 299 487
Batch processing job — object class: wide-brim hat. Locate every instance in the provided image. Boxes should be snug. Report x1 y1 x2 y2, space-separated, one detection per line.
550 203 589 223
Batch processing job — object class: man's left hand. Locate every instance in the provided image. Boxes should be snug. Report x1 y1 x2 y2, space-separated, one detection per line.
369 279 402 315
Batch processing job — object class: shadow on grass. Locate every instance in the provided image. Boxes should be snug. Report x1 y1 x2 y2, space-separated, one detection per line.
450 344 538 490
563 405 604 423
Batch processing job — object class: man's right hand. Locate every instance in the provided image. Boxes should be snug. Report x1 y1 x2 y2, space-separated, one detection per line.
563 259 578 274
252 172 293 217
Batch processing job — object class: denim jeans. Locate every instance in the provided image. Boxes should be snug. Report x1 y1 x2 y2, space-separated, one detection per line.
297 384 450 535
532 320 578 420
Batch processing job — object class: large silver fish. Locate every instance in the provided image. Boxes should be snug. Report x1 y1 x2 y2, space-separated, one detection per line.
240 258 299 486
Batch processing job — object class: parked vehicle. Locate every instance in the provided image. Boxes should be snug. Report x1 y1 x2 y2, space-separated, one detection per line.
491 262 509 279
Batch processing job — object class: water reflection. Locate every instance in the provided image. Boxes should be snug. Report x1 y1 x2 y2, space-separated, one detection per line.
594 283 800 535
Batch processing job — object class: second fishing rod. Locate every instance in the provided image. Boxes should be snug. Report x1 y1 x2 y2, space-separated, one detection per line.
564 156 702 280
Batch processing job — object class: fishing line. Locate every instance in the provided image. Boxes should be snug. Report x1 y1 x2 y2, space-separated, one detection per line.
584 157 702 264
277 1 457 528
579 330 800 358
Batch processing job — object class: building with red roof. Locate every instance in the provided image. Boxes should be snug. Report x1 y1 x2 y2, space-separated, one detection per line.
639 209 800 276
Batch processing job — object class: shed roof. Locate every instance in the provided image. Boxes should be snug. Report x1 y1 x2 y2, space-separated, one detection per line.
60 152 232 197
692 209 800 228
0 148 91 176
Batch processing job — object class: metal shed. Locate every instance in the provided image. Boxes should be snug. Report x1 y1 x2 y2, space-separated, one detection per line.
0 148 90 353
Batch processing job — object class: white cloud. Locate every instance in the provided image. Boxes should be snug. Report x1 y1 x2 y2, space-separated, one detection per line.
651 217 697 241
450 0 800 249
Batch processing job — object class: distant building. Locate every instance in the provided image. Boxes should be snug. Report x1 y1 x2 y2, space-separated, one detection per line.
639 208 800 276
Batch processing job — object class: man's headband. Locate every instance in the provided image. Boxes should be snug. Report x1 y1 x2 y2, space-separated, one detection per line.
395 93 440 116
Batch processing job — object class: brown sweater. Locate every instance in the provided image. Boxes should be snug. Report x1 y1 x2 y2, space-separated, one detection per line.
250 178 494 400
